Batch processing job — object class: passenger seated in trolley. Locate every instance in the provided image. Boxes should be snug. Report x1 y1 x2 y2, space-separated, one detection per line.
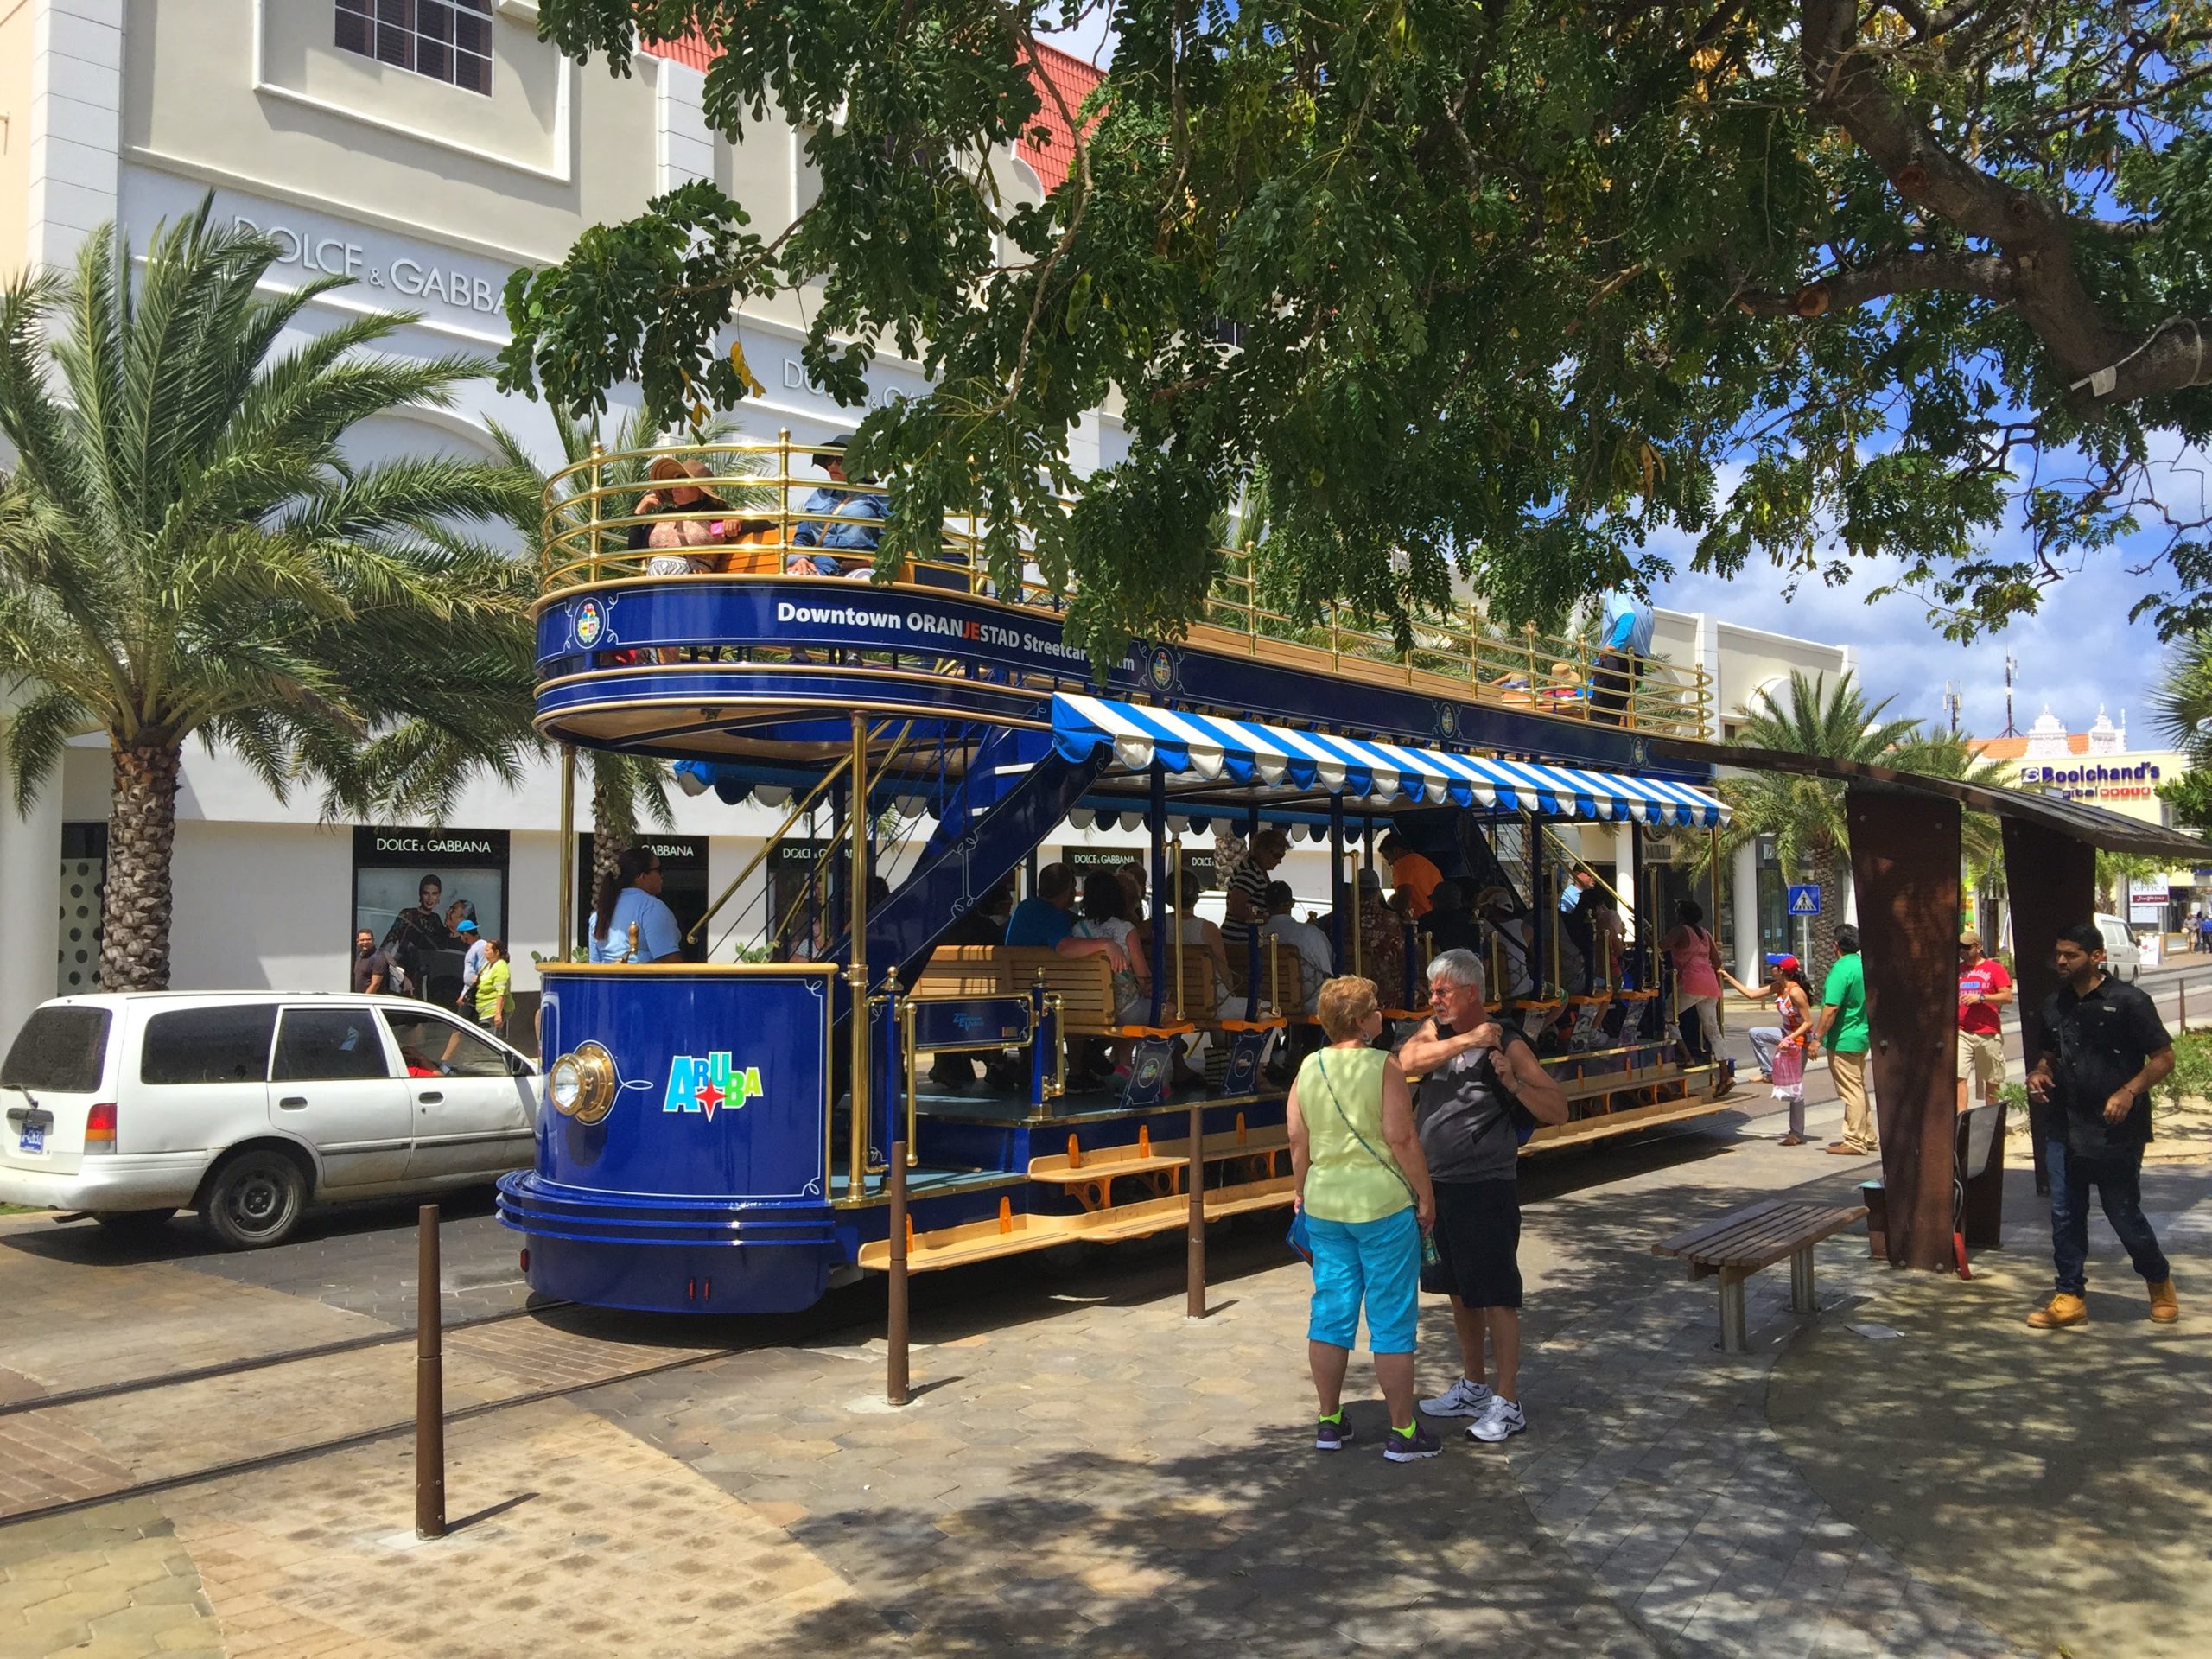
788 435 887 578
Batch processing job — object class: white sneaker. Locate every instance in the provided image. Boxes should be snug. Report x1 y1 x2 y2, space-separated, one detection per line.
1469 1398 1526 1443
1421 1376 1496 1418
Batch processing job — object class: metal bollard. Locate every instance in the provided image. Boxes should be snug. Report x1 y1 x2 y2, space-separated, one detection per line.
887 1138 910 1406
416 1204 446 1540
1185 1097 1206 1319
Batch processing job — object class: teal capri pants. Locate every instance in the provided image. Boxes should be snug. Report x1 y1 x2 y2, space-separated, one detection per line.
1305 1206 1421 1355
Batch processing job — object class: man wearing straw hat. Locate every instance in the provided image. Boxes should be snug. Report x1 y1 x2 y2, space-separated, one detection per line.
789 434 887 577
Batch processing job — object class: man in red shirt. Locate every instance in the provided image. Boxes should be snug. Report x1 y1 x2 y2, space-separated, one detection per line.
1957 928 2014 1114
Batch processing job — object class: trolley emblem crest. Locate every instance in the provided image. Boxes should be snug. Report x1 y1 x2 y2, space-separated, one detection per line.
574 597 607 649
663 1052 761 1119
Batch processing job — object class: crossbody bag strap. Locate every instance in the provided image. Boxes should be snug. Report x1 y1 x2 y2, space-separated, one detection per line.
1312 1054 1419 1211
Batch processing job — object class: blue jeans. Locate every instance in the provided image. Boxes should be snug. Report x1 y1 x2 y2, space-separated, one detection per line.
2046 1138 2170 1296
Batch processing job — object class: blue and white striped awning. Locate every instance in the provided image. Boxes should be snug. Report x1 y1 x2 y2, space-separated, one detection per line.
1051 694 1729 827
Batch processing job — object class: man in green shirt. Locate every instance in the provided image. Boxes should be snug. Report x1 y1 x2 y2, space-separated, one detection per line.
1814 923 1876 1155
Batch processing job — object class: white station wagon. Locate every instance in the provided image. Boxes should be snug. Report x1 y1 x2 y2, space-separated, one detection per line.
0 992 537 1249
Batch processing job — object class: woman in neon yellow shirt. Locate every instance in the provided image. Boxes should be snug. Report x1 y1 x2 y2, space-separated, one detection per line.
473 939 512 1036
1288 975 1438 1460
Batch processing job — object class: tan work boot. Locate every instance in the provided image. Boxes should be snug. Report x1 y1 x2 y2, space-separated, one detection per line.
2150 1278 2180 1324
2027 1293 2088 1329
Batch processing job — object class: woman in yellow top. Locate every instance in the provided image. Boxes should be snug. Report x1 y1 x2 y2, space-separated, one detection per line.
1287 975 1438 1460
473 938 511 1036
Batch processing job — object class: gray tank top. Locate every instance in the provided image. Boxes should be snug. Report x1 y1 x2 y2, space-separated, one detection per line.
1414 1023 1528 1183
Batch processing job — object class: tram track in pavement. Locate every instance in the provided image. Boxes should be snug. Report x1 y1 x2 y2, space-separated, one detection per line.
0 1297 574 1422
0 1281 894 1535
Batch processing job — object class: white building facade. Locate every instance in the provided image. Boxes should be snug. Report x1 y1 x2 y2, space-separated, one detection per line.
0 0 1845 1046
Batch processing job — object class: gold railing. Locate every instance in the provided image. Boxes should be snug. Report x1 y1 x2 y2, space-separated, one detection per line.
538 436 1713 735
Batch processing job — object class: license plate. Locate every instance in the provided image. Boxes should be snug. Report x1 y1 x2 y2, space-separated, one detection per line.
17 1126 43 1154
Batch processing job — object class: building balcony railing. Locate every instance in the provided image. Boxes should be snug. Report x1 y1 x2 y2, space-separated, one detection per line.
539 436 1713 737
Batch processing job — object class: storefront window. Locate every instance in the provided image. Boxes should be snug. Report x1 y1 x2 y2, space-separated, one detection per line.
353 828 508 1006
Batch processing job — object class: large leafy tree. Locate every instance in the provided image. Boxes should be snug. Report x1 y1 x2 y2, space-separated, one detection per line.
504 2 2212 659
0 208 532 988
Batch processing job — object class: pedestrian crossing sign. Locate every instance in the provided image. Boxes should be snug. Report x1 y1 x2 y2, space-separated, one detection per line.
1787 884 1821 917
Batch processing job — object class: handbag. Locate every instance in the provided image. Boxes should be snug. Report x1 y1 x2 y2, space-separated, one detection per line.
1286 1206 1314 1263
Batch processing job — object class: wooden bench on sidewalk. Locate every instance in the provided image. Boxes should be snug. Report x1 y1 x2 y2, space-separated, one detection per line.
1651 1197 1869 1353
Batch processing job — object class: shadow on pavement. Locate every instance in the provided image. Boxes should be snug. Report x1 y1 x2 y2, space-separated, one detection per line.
1767 1164 2212 1659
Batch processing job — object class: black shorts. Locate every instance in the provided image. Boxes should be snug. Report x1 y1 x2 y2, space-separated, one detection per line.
1432 1179 1522 1309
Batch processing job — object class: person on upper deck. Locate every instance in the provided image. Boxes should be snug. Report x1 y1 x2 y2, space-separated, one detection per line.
1591 588 1655 727
629 454 729 575
789 435 887 577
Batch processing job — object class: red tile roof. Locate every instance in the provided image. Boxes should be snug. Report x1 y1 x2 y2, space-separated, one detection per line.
637 32 1104 194
1020 41 1105 192
641 31 715 73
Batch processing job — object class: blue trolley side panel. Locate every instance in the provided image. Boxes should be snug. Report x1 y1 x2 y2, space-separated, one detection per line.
498 966 841 1314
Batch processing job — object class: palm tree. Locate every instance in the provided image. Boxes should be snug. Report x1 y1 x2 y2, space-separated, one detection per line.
0 206 531 988
1704 671 1923 987
484 404 772 932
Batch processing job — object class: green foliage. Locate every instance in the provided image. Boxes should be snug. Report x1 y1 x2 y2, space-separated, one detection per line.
505 1 2212 658
0 203 533 818
2156 1029 2212 1109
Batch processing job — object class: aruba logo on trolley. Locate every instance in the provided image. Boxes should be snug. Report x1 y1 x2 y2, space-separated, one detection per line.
663 1052 762 1119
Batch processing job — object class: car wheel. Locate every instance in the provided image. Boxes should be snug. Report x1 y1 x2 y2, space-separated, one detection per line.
200 1149 308 1249
91 1208 176 1236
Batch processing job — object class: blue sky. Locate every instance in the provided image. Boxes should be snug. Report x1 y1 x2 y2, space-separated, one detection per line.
1653 546 2178 747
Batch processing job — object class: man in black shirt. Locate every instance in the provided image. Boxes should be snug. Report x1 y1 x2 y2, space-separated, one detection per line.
2024 921 2178 1328
1398 949 1569 1443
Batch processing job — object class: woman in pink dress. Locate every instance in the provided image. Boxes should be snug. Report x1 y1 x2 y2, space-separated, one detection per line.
1662 900 1731 1094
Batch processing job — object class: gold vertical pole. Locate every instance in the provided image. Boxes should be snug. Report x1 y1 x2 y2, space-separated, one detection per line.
586 442 605 581
1351 851 1363 982
1708 823 1726 1035
847 713 872 1197
1172 839 1187 1021
778 429 793 548
556 744 576 961
901 997 918 1168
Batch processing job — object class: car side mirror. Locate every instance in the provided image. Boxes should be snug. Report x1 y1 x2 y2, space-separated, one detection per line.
507 1051 530 1077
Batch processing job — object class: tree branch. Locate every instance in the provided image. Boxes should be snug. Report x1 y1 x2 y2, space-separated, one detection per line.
1736 248 2015 315
1797 0 2212 402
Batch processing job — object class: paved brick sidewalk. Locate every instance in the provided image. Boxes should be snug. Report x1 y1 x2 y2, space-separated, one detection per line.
4 1109 2203 1657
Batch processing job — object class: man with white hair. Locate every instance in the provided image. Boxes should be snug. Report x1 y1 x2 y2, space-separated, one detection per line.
1398 949 1569 1443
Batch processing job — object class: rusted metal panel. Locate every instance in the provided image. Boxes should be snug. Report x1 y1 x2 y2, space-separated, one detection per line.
1847 785 1961 1272
2001 820 2097 1202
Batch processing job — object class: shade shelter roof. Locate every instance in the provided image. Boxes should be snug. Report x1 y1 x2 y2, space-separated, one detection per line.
1051 694 1731 827
1645 737 2206 861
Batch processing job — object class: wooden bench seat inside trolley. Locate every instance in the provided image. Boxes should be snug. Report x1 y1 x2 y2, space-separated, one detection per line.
911 945 1298 1034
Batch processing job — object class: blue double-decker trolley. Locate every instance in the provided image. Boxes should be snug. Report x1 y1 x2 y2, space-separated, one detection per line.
498 438 1735 1316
